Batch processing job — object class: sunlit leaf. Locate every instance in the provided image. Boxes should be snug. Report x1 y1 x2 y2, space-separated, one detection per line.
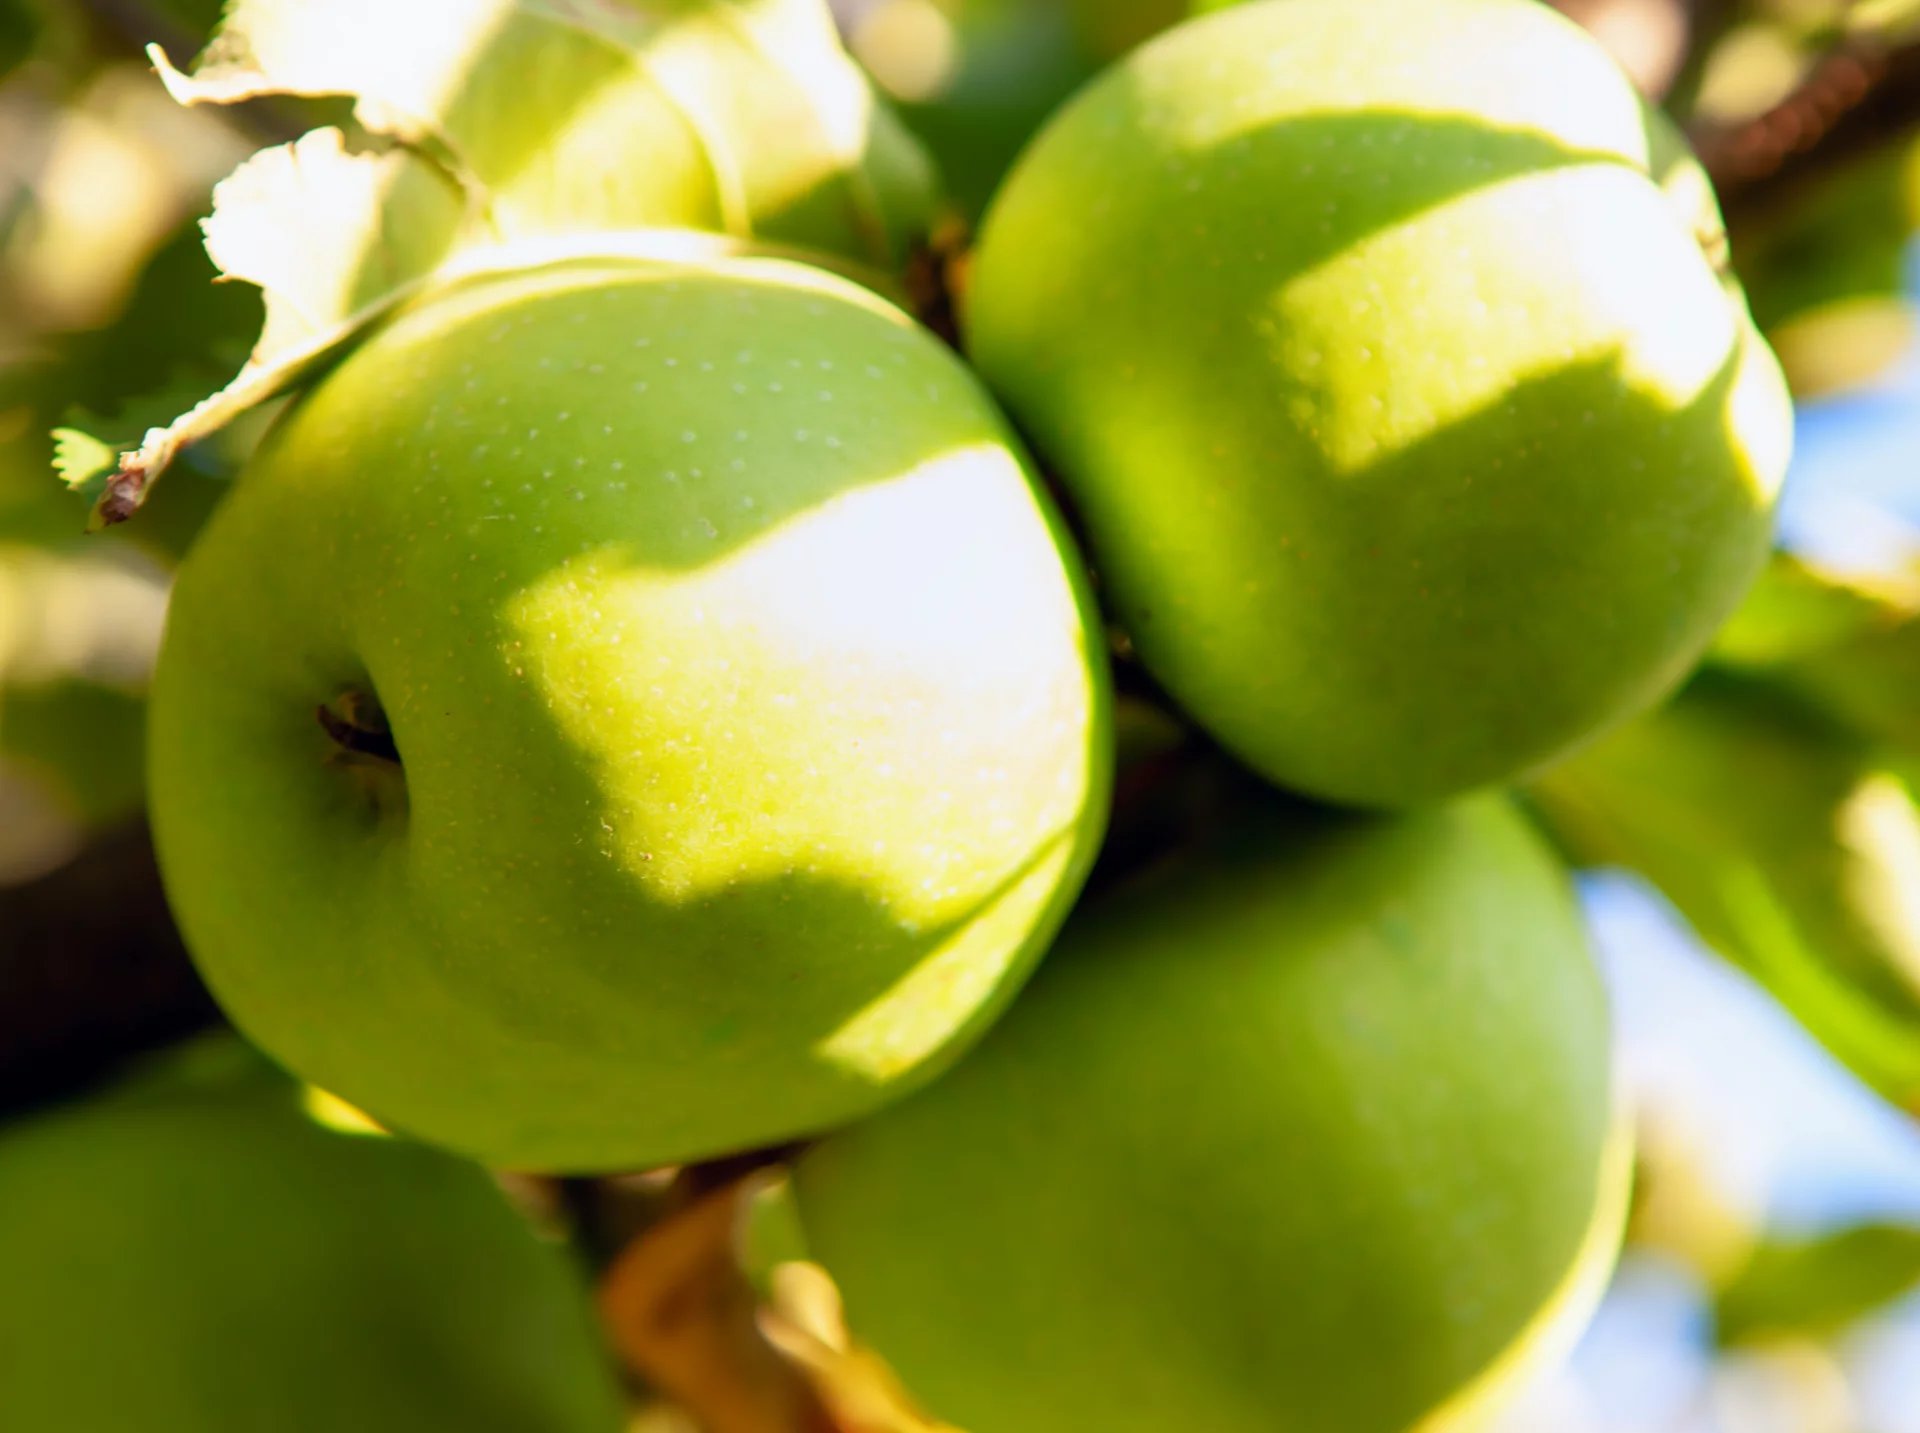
51 363 263 520
1718 1224 1920 1344
0 0 38 74
71 0 939 524
151 0 937 265
1848 0 1920 43
1531 673 1920 1113
1733 135 1920 398
48 428 116 498
1714 549 1920 668
1714 551 1920 761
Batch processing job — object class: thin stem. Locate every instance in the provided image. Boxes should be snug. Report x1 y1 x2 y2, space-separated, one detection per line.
598 1166 840 1433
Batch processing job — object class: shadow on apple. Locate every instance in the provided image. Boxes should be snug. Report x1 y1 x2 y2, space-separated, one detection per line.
973 89 1784 804
151 258 1111 1173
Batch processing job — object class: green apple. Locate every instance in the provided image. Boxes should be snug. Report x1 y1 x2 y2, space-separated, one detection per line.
967 0 1793 807
1063 0 1192 60
794 790 1628 1433
0 1035 623 1432
148 254 1111 1173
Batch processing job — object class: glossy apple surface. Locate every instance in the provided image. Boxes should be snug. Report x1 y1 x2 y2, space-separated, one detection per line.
795 791 1627 1433
968 0 1792 807
148 255 1111 1173
0 1036 623 1433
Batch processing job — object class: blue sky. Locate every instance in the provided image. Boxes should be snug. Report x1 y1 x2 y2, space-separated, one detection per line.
1506 247 1920 1432
1592 239 1920 1236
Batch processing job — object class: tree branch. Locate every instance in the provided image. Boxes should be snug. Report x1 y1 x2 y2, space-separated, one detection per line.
599 1167 841 1433
1699 36 1920 225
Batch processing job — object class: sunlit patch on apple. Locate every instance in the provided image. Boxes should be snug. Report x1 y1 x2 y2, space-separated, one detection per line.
301 1083 391 1137
150 250 1110 1172
967 0 1792 805
1162 8 1648 164
1724 320 1799 506
1412 1118 1635 1432
813 828 1079 1083
1269 168 1743 479
502 441 1102 921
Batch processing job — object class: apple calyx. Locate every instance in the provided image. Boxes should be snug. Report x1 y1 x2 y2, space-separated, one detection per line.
317 690 400 767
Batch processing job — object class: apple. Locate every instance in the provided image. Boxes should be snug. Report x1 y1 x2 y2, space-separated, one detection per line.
0 1035 624 1432
148 253 1112 1174
967 0 1793 808
793 788 1629 1433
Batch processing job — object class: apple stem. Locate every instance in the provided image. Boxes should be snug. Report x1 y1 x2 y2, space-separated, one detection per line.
903 219 969 353
597 1163 844 1433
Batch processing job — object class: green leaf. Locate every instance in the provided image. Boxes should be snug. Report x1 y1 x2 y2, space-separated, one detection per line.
77 0 941 524
204 128 471 363
152 0 938 266
52 367 263 522
0 542 169 689
1732 135 1920 398
1848 0 1920 44
49 429 118 498
0 0 37 73
1718 1224 1920 1344
1531 672 1920 1112
1714 549 1920 668
1713 543 1920 759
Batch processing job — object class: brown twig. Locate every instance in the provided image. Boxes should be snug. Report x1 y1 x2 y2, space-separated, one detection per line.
1698 35 1920 224
599 1165 840 1433
902 220 970 354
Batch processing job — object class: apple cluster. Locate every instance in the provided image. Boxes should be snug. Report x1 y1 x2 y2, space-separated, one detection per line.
144 0 1790 1429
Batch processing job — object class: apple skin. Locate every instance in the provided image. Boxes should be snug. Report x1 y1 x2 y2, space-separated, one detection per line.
967 0 1793 808
794 791 1628 1433
148 255 1111 1174
0 1035 624 1433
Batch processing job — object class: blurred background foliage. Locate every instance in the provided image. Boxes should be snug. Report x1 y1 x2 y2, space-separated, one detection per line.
5 2 1920 1431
